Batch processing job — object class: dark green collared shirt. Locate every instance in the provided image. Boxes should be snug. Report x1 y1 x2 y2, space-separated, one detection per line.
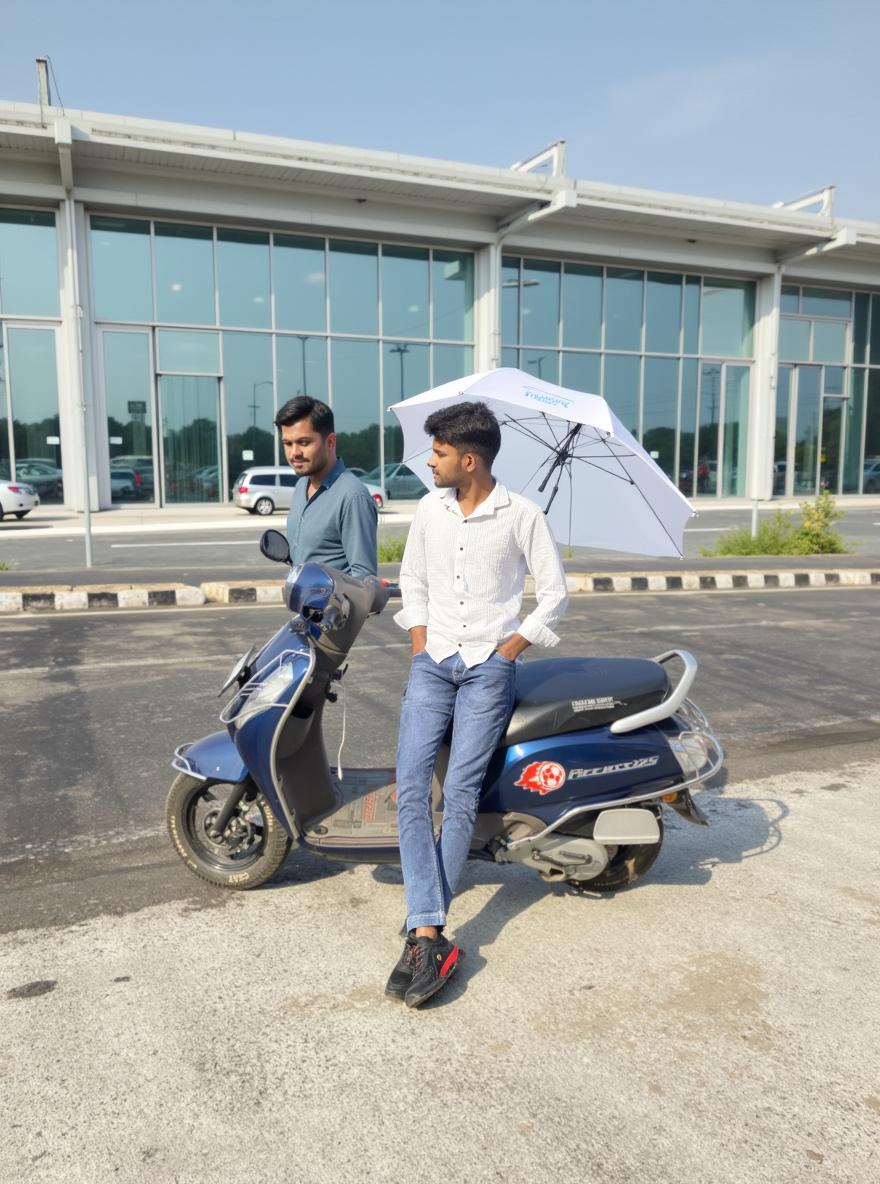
285 460 378 579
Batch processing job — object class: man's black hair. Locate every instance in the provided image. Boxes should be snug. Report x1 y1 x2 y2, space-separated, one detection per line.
274 396 335 437
423 401 501 469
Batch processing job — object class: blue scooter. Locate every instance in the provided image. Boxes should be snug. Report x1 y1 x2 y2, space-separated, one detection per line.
166 529 722 893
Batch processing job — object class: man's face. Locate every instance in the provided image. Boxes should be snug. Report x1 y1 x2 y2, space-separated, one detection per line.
281 419 335 477
427 439 469 488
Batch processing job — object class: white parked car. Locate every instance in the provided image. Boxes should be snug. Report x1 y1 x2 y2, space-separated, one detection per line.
233 466 385 515
0 479 40 520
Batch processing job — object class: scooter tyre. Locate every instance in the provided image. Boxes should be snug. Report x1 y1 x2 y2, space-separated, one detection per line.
166 773 291 890
569 812 664 893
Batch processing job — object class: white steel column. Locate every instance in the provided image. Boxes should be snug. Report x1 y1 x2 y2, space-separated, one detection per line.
749 269 781 502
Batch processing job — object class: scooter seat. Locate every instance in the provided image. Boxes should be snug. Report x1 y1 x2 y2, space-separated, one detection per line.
500 657 670 747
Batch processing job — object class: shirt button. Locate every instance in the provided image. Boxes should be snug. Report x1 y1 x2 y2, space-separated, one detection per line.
459 547 463 551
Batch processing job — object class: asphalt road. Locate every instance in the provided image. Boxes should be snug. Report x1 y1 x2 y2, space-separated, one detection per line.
1 505 879 584
1 590 879 1183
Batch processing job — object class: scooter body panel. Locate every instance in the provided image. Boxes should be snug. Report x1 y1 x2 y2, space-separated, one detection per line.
175 730 249 785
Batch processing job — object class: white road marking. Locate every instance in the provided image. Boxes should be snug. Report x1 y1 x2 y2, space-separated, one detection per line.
110 540 257 548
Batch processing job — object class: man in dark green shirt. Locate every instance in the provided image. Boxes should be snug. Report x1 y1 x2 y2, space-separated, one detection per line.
275 397 378 580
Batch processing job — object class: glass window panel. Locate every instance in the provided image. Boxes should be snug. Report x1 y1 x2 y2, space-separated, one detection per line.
521 259 560 347
852 293 869 365
603 353 641 438
276 334 328 403
158 330 220 374
605 269 643 352
331 338 379 473
701 279 755 357
521 349 559 385
7 328 63 502
819 398 843 493
501 257 520 344
432 250 473 341
870 296 880 367
274 235 326 333
217 229 270 328
645 272 682 354
779 317 810 362
812 321 847 364
223 333 275 475
696 363 722 494
683 276 701 354
722 366 749 496
643 357 678 480
103 332 154 498
678 358 699 494
329 240 378 335
155 223 214 325
383 343 430 466
0 210 59 317
561 352 600 395
863 371 880 488
433 344 474 387
774 367 791 494
781 286 800 314
501 347 518 368
801 288 851 318
160 375 221 503
562 264 602 349
824 367 845 396
91 216 152 322
793 367 821 493
382 245 429 339
841 369 864 493
0 334 6 481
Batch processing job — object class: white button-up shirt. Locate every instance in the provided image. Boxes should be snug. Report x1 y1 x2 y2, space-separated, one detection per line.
394 482 568 668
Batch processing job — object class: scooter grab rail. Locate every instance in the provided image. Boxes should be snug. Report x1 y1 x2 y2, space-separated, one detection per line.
608 649 697 735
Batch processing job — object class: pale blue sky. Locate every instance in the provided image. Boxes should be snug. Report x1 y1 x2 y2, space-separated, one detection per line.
4 0 879 220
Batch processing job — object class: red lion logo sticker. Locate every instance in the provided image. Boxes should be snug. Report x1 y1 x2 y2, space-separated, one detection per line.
514 761 567 794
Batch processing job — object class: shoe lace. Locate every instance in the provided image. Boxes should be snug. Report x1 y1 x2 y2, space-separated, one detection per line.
410 942 425 971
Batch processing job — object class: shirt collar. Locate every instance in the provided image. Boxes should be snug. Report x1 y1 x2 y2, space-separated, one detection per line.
439 480 509 520
315 459 346 491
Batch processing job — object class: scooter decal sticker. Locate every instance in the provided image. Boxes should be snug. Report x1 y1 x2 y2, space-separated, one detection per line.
571 696 623 712
568 756 660 779
514 761 567 794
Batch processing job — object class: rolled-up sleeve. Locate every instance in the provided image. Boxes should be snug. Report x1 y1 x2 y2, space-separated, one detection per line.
340 492 378 580
516 509 568 648
394 502 429 633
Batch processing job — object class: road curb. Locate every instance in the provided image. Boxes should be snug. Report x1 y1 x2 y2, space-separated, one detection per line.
1 570 878 613
0 583 206 613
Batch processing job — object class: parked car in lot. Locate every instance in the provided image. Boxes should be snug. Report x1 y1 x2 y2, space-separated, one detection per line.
362 462 425 499
110 468 145 500
112 455 154 497
0 479 39 520
13 460 63 499
233 466 385 515
863 457 880 493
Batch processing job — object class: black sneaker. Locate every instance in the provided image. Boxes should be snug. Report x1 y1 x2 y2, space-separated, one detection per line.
404 934 462 1009
384 933 417 1000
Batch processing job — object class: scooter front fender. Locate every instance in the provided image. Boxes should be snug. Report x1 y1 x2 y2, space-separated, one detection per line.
173 731 249 784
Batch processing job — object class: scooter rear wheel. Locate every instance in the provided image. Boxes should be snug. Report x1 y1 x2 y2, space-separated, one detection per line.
166 774 291 889
566 811 664 893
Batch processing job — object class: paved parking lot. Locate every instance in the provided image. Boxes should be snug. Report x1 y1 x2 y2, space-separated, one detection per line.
1 590 878 1183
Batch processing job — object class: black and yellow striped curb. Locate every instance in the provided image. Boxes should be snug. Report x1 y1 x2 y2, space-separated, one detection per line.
0 584 205 612
2 570 878 612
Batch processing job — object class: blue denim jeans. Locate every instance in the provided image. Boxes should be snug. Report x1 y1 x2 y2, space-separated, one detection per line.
396 650 516 931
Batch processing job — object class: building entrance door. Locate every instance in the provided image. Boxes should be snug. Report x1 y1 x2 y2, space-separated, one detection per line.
159 375 223 503
100 329 157 504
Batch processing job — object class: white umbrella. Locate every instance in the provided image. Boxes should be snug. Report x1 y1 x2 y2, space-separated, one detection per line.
388 367 694 558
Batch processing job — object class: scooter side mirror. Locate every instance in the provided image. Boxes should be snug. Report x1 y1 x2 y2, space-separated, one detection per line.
260 529 291 565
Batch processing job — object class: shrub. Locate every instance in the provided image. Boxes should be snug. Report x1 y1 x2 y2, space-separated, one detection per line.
701 491 848 557
377 534 407 563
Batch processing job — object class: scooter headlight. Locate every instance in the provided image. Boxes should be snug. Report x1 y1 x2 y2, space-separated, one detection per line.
669 731 712 777
220 653 300 725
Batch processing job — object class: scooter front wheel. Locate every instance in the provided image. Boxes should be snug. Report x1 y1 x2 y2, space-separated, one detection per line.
166 774 291 889
567 811 664 893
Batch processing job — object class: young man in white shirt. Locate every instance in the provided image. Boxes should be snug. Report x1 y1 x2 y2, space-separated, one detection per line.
388 401 568 1007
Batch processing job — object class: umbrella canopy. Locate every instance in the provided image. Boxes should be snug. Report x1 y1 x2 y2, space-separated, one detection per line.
388 367 694 558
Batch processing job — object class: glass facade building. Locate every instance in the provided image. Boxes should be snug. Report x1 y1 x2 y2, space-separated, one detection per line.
2 100 880 514
91 216 474 503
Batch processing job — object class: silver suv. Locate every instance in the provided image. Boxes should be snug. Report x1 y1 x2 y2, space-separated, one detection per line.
232 467 299 515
